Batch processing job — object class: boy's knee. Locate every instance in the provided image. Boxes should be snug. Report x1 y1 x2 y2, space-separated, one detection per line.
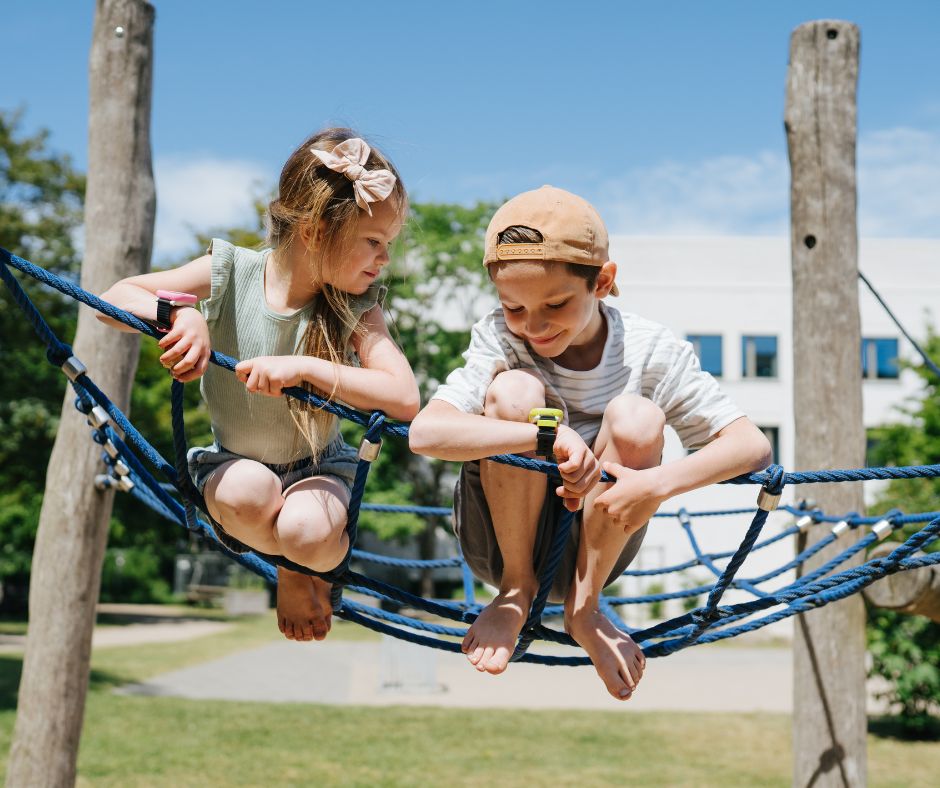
484 370 546 421
604 395 665 457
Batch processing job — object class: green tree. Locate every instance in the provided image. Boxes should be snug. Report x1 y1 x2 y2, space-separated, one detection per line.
0 110 85 610
866 330 940 737
363 202 496 594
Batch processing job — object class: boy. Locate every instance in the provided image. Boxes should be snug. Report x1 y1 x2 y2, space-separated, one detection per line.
408 186 771 700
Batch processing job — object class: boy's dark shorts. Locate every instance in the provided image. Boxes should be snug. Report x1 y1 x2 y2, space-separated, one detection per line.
453 459 648 604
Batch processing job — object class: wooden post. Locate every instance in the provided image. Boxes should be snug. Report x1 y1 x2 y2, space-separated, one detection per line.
6 2 155 785
786 20 867 788
863 543 940 622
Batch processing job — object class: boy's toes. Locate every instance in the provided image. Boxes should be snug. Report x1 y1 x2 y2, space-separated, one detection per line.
312 618 329 641
297 620 314 641
633 653 645 678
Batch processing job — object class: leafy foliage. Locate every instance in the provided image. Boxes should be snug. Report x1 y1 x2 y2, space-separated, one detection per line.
868 606 940 737
0 111 84 609
866 330 940 735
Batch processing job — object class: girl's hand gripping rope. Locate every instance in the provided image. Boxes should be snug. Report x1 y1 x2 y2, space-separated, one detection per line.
235 355 310 397
157 307 211 383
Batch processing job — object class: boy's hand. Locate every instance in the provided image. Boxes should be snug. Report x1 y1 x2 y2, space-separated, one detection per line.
552 425 601 512
594 461 665 532
157 307 210 383
235 356 308 397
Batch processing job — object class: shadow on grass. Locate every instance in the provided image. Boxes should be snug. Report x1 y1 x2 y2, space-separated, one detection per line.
869 714 940 741
0 654 135 713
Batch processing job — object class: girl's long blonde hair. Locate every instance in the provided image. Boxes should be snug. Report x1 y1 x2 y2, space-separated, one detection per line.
267 128 406 459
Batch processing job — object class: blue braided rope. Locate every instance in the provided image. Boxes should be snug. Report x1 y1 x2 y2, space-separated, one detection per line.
510 508 576 662
170 379 204 532
678 509 769 598
7 247 940 665
8 245 940 489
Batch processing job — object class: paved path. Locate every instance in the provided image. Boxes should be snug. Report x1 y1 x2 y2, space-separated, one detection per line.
0 619 232 654
119 637 800 712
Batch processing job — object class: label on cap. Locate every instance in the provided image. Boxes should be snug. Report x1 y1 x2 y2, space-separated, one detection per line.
496 243 545 260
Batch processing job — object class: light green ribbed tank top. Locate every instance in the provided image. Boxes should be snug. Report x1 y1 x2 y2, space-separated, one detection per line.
199 239 382 465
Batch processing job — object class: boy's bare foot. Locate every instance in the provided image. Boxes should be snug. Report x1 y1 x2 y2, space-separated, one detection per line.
566 608 645 700
461 586 535 674
276 567 333 642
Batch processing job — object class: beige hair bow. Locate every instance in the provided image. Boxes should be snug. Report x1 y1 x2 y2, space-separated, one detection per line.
309 138 397 216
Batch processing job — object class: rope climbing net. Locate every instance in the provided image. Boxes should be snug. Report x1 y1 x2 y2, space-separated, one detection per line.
3 246 940 665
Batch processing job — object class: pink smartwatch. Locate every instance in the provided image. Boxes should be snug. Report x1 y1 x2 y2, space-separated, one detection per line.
154 289 198 332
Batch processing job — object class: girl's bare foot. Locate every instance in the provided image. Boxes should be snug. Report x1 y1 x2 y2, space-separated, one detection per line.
461 586 535 674
565 608 645 700
276 567 333 641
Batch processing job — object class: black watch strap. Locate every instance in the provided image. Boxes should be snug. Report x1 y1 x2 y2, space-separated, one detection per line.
536 425 556 461
155 297 174 331
529 408 564 462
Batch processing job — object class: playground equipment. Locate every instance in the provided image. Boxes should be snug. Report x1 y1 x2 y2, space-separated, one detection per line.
4 6 937 787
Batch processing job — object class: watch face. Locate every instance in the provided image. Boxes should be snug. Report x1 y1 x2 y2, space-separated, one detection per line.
156 289 198 305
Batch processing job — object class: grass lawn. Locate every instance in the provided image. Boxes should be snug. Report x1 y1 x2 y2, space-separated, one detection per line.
0 612 937 787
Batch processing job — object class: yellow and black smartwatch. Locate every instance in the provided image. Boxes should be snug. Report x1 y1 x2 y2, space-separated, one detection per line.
528 408 564 462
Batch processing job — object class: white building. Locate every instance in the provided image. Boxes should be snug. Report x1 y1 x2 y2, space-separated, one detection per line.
605 236 940 629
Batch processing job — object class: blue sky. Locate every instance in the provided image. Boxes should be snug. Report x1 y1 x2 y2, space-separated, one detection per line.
5 1 940 262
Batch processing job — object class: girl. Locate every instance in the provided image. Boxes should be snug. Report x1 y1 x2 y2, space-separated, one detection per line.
99 129 419 642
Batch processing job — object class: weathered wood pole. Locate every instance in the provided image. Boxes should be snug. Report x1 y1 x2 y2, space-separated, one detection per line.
863 543 940 622
6 2 155 785
786 20 867 788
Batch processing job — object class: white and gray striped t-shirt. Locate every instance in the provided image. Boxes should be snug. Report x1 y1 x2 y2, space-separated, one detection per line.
432 302 744 449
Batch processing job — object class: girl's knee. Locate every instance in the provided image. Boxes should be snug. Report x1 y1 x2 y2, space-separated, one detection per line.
209 461 282 525
484 370 546 421
604 395 665 457
276 496 348 569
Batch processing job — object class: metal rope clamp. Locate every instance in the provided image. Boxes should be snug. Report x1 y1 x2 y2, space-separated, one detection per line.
795 513 816 532
358 436 382 462
871 518 894 542
103 439 120 460
87 405 111 431
831 519 851 537
61 356 87 382
757 485 781 512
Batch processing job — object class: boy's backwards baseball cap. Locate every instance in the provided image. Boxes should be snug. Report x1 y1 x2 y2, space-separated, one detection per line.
483 185 618 296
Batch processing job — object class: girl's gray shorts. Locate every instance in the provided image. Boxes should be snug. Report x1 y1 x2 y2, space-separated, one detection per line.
453 459 647 604
187 436 359 553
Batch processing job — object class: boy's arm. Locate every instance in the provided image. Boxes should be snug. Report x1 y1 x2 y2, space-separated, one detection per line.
596 416 772 530
235 305 421 421
409 399 541 461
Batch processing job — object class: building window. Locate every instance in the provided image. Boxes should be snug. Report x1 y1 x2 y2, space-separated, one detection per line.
742 335 778 378
757 426 779 463
861 337 899 380
687 334 723 377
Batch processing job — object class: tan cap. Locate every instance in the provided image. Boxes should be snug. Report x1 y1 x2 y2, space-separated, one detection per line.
483 185 617 296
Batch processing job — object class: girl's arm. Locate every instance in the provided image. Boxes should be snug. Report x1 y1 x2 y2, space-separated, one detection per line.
98 256 213 382
235 305 421 421
97 255 213 331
